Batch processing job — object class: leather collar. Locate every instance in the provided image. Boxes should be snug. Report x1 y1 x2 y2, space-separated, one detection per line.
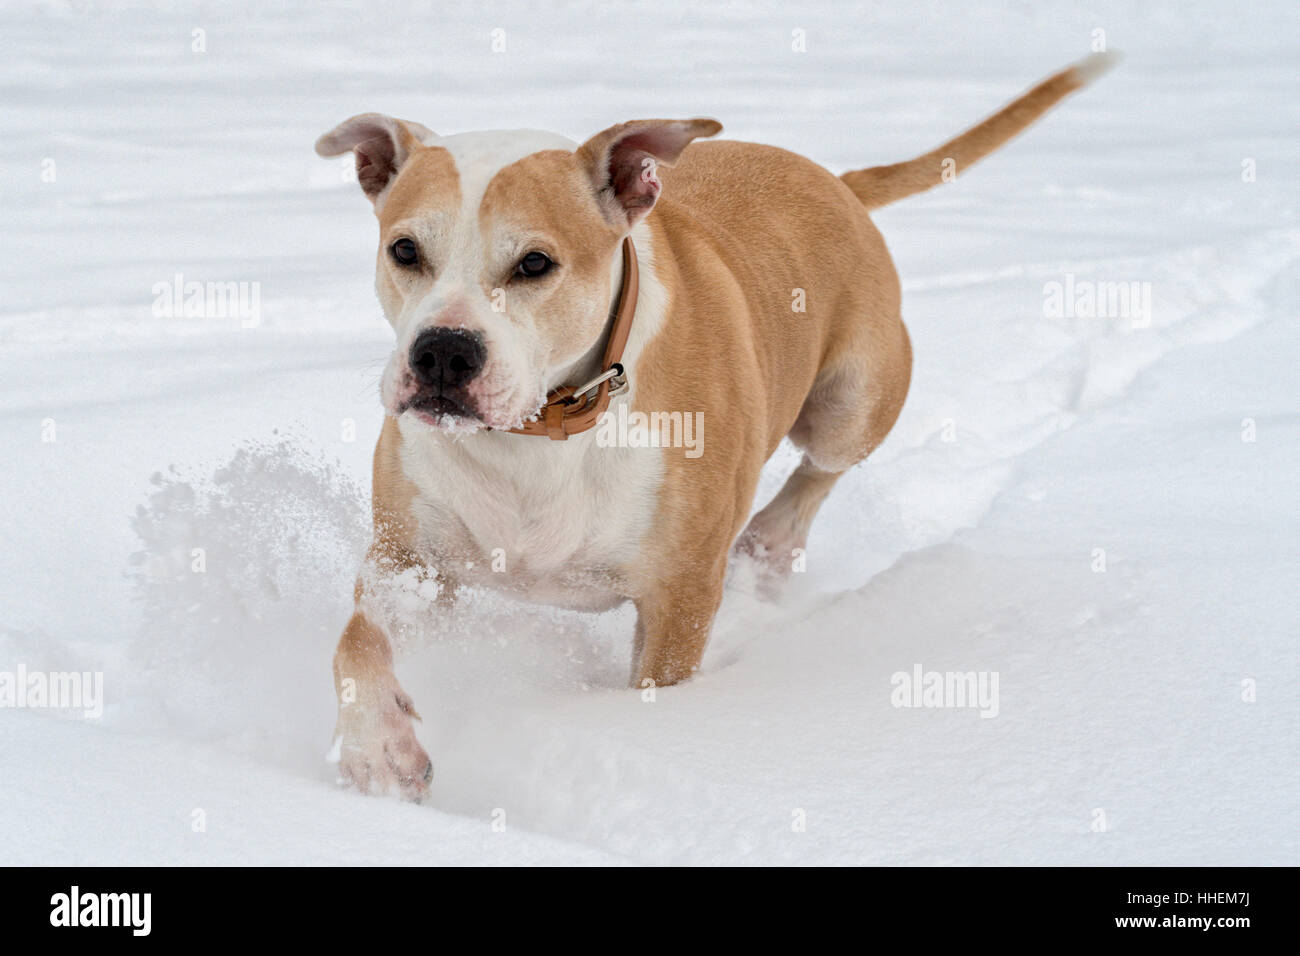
504 236 639 440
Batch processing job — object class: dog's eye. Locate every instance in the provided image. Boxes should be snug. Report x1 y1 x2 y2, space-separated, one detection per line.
390 238 419 266
515 251 554 278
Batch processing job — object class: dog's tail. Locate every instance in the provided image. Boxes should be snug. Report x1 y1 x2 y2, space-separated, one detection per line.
841 52 1118 210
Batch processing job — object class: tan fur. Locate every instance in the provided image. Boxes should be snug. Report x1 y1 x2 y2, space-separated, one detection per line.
373 145 462 308
623 141 912 682
478 151 626 381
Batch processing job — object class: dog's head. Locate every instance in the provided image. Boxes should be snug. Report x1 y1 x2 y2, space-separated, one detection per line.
316 114 721 432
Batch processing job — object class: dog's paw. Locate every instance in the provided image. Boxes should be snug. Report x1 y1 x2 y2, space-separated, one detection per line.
331 684 433 803
734 520 803 600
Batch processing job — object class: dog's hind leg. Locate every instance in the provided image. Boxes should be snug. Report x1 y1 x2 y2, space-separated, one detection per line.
737 457 843 576
738 316 912 581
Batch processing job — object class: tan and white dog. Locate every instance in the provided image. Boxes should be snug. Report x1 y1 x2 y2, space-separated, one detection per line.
316 53 1114 799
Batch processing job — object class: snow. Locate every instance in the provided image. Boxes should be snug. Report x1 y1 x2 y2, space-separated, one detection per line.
2 0 1297 865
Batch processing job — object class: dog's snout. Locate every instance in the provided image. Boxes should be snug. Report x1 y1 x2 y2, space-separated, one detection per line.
410 328 486 389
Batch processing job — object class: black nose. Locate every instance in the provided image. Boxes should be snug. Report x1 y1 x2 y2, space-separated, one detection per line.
409 328 486 389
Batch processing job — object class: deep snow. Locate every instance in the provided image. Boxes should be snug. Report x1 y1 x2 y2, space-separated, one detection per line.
1 0 1297 865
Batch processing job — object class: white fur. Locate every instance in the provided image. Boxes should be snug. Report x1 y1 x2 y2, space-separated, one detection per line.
1071 50 1121 84
369 128 669 606
431 129 578 211
397 217 667 609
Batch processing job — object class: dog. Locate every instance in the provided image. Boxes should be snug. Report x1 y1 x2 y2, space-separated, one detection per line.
316 53 1115 799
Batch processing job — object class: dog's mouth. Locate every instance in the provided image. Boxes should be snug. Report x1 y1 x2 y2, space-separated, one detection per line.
403 391 485 430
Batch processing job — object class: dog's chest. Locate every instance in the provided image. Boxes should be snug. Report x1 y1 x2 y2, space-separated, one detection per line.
398 421 664 604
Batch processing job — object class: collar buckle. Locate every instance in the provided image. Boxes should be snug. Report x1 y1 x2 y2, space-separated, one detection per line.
567 362 628 403
607 363 629 397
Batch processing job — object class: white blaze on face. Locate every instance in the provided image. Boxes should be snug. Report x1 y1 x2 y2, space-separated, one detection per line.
382 129 582 431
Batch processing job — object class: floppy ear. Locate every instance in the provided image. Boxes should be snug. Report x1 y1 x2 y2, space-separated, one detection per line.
575 118 721 228
315 113 435 201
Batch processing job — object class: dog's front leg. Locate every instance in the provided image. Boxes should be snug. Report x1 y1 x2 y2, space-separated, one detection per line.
331 581 434 802
632 564 726 688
